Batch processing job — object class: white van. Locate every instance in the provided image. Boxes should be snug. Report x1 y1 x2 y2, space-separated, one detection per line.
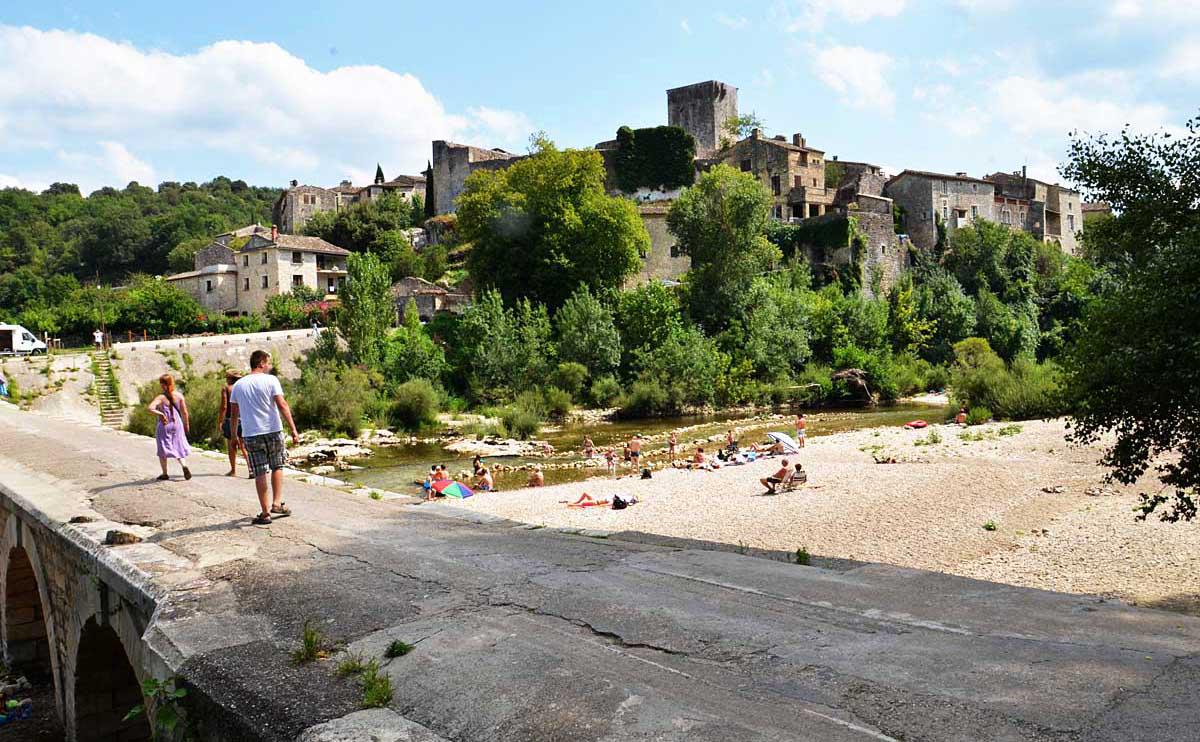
0 324 48 355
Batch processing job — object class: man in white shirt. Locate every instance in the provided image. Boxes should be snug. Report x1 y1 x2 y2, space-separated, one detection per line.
230 350 300 525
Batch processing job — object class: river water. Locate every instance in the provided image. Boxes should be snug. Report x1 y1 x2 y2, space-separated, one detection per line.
339 402 946 497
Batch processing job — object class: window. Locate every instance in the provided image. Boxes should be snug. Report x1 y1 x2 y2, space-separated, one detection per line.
292 275 304 287
771 175 781 195
261 252 268 265
942 205 949 221
1001 209 1011 224
243 277 249 291
971 205 978 219
328 278 337 293
812 178 817 187
205 280 213 293
292 251 302 264
740 159 752 172
773 205 783 219
302 194 316 205
881 245 886 256
242 255 248 267
261 275 269 289
1068 214 1075 232
1069 201 1074 211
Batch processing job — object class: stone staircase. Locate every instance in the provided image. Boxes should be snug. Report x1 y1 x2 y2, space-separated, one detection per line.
91 351 125 428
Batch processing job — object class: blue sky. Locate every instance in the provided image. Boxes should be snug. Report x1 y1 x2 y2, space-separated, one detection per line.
1 1 1197 193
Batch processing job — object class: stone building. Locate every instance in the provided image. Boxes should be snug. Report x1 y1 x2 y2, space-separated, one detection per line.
427 141 524 216
984 170 1082 255
667 80 739 159
628 202 690 287
884 170 997 253
1082 202 1112 223
273 166 426 234
716 130 835 221
166 225 350 315
390 276 471 322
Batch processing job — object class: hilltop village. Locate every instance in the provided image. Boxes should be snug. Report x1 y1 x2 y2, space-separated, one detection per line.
233 79 1102 319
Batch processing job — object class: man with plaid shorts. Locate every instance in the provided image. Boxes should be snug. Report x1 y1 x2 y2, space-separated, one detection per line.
230 350 300 525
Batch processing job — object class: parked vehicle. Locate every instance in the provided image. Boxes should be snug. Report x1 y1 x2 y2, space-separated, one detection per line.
0 324 47 355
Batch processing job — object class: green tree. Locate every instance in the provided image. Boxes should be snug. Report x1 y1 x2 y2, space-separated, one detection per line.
554 286 621 377
915 267 977 365
304 193 412 253
382 300 447 387
338 252 394 369
719 113 764 148
120 276 203 336
451 289 552 402
409 194 425 226
634 325 728 412
1062 116 1200 522
614 282 684 371
372 229 422 282
458 143 647 310
668 164 779 333
887 274 936 355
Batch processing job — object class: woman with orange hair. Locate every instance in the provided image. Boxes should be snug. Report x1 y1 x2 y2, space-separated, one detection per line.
148 373 192 481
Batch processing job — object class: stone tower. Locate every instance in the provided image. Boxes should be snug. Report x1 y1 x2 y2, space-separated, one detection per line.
667 80 738 159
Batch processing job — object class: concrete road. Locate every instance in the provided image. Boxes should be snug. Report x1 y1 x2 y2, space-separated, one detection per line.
2 403 1198 741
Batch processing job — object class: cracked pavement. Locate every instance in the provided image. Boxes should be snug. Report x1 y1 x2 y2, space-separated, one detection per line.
3 404 1199 741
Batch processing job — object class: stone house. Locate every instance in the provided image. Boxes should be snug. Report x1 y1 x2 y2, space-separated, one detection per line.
716 130 835 222
390 276 470 322
884 170 997 253
984 170 1082 255
427 141 524 216
667 80 739 159
166 226 350 315
273 166 426 235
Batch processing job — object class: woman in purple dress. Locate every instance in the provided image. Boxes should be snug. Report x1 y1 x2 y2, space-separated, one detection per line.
149 373 192 480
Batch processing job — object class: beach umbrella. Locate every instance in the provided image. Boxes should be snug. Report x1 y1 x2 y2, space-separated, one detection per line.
432 479 474 498
766 432 801 454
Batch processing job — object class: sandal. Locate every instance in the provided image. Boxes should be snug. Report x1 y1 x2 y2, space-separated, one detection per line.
183 466 192 481
156 474 170 481
270 503 292 518
252 513 272 525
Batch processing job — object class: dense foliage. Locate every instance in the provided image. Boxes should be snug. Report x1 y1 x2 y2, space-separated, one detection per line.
1062 116 1200 522
458 141 648 310
613 125 697 192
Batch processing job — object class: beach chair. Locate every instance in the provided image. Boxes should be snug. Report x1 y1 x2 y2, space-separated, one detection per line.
779 467 808 492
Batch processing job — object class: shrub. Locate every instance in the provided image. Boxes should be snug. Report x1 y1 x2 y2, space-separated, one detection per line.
180 373 225 450
501 407 542 440
543 386 573 419
287 363 376 437
391 379 440 431
620 378 670 417
589 375 622 407
966 406 992 426
126 380 162 438
950 338 1065 420
549 362 589 400
832 344 899 401
791 363 833 405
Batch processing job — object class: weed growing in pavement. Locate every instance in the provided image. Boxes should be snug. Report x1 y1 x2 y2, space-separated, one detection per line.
736 540 748 555
369 491 383 501
336 653 368 677
384 640 413 659
794 546 811 565
998 424 1022 436
292 619 328 664
360 660 393 708
982 520 998 532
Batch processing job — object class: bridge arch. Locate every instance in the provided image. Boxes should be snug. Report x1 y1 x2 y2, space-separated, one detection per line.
72 617 153 742
1 514 64 718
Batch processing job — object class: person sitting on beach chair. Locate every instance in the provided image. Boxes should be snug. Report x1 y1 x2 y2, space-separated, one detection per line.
760 460 792 494
778 463 808 492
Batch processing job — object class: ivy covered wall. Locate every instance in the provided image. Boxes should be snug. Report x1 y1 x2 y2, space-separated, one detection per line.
613 126 696 192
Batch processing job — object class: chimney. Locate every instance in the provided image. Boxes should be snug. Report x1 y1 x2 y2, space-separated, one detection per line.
956 172 968 177
341 179 352 187
793 133 805 147
271 225 278 242
751 128 761 139
290 179 298 187
1022 165 1027 181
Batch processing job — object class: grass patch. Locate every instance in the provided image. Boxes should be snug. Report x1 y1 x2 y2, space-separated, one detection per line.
360 660 393 709
384 639 413 659
794 546 811 566
336 653 368 677
291 619 328 664
998 424 1022 436
913 430 942 447
369 491 383 501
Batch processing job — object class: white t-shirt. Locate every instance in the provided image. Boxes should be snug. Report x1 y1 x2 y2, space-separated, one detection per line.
230 372 284 438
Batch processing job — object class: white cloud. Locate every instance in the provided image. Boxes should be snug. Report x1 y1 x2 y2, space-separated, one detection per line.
1107 0 1200 20
811 44 895 113
56 141 157 186
953 0 1017 12
754 68 776 88
716 13 750 29
990 75 1174 137
779 0 906 32
0 25 532 190
0 174 28 189
1161 37 1200 80
680 18 692 34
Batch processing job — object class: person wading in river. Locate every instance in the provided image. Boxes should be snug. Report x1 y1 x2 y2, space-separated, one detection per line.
230 350 300 525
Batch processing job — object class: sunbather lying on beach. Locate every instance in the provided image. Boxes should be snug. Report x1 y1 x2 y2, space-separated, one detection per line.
567 493 610 508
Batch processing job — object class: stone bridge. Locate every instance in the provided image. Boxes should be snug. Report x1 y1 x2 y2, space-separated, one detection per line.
2 401 1199 741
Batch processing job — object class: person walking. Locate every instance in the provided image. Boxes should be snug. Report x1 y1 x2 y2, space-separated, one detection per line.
149 373 191 481
0 369 9 398
229 350 300 525
218 369 250 477
93 328 104 349
795 414 807 448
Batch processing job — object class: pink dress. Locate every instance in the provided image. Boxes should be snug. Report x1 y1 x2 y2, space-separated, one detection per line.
155 394 191 460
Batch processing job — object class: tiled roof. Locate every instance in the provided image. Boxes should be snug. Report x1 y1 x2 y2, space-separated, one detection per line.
273 234 351 256
888 169 992 186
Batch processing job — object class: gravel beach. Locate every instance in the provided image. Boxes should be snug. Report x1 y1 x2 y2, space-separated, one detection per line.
438 418 1200 615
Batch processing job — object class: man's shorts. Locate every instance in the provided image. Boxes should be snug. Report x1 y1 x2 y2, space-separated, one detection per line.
244 432 287 477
